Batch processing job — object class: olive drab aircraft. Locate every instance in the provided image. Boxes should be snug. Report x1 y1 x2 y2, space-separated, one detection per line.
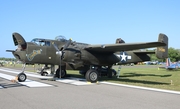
6 32 168 83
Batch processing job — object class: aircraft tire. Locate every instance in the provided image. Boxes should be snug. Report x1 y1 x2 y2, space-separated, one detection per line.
55 69 67 78
18 73 27 82
85 69 98 83
61 70 67 78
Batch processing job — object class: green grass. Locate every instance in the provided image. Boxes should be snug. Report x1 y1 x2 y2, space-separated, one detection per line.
67 66 180 91
101 67 180 91
3 64 180 91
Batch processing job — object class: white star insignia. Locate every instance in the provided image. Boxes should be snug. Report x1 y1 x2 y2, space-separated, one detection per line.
120 52 127 61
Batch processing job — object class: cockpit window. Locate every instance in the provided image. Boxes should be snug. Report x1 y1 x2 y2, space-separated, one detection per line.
45 41 50 46
31 38 50 46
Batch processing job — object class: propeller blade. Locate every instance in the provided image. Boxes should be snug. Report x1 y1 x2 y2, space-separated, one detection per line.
52 43 63 56
52 38 72 79
52 42 62 78
62 39 72 51
52 43 60 52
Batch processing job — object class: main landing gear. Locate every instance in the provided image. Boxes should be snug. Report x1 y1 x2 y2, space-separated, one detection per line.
85 66 114 83
17 64 27 82
85 69 98 83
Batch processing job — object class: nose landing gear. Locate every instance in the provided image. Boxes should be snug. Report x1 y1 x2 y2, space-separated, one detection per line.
17 64 27 82
17 72 27 82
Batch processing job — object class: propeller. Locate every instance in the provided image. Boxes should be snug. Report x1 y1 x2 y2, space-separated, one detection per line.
61 38 72 51
52 39 72 78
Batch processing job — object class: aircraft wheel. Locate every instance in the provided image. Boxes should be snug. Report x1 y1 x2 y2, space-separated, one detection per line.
18 73 27 82
61 70 67 78
86 69 98 83
55 69 67 78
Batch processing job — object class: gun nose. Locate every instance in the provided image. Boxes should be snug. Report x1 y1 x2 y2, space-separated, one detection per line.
13 50 26 61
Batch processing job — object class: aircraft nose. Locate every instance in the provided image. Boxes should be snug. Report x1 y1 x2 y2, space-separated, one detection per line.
13 50 26 61
13 52 21 60
12 32 27 49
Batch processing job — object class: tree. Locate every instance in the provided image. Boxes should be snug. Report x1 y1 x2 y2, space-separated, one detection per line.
168 47 180 62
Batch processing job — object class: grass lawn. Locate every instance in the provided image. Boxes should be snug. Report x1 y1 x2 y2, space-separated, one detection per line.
101 66 180 91
67 66 180 91
3 64 180 91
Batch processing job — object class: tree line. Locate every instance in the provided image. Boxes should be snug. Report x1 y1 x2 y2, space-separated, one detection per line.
0 57 17 61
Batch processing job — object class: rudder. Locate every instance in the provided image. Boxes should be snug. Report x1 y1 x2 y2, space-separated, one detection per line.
156 33 168 59
166 58 171 67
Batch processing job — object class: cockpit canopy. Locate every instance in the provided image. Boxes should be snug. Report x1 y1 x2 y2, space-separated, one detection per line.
31 38 51 46
55 35 67 42
31 35 67 46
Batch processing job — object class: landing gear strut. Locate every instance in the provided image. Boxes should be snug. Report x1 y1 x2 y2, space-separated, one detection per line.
107 66 113 78
17 64 27 82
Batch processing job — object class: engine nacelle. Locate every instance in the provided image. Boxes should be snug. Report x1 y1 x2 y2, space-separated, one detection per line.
62 49 81 63
115 38 125 44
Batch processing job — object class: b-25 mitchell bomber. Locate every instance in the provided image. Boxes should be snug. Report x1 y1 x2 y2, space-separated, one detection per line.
7 32 168 83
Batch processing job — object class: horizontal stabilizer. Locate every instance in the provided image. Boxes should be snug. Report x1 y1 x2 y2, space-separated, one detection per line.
133 51 155 54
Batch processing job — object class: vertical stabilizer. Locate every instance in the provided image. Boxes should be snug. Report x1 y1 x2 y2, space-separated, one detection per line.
156 33 168 59
166 58 171 67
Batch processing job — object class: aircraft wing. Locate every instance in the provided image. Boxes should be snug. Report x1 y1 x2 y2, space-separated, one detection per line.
84 42 166 53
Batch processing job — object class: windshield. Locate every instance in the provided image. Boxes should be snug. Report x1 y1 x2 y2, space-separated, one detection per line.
31 38 50 46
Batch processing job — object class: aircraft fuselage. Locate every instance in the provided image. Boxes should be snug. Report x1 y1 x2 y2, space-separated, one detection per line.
13 40 151 71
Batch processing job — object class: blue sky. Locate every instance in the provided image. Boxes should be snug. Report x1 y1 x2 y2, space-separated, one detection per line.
1 0 180 58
